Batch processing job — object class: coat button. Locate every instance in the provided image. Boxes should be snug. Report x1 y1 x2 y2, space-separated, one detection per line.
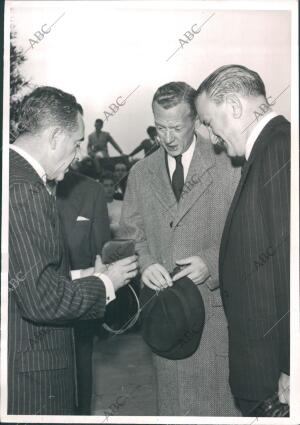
223 290 229 298
170 221 173 228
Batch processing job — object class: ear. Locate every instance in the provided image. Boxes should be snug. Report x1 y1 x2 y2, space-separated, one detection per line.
225 94 242 119
49 127 64 150
194 116 201 131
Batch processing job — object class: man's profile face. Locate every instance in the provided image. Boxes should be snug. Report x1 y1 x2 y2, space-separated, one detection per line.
195 92 242 157
49 112 84 181
153 101 196 157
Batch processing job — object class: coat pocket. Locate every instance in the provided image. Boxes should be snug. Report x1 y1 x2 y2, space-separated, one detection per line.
17 349 69 372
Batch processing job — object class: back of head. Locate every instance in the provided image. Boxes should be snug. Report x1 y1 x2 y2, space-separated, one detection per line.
146 126 157 139
16 86 83 138
196 64 266 104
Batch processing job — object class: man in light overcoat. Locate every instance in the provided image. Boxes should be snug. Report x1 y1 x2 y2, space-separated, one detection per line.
119 82 241 415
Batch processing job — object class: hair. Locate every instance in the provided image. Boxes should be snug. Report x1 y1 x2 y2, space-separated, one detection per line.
101 171 115 183
146 126 157 139
16 86 83 136
95 119 103 126
196 65 266 104
152 82 197 117
114 162 127 170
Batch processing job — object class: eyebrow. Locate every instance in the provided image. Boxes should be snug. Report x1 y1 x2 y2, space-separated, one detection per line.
155 122 183 128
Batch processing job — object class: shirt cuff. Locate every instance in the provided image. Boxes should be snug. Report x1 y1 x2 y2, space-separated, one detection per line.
71 269 81 280
94 273 116 305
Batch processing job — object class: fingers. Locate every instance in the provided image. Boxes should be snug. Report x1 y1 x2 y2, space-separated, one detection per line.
143 277 162 291
155 265 172 286
124 261 138 273
142 264 172 290
115 255 138 266
176 257 193 266
172 265 192 281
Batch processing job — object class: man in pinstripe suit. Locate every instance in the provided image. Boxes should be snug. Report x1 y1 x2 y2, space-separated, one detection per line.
195 65 290 415
8 86 138 415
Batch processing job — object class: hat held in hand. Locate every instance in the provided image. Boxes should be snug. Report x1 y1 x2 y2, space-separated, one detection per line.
140 269 205 360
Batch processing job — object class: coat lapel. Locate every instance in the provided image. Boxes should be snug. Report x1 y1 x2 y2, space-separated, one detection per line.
219 117 281 270
173 137 215 227
148 147 178 217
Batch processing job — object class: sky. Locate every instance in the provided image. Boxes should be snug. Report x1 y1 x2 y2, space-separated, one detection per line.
8 1 291 156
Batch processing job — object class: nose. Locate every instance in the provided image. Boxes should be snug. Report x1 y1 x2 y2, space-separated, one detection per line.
165 128 175 143
207 127 219 145
75 145 83 162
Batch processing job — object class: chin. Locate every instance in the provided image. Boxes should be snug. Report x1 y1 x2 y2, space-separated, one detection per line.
56 173 66 181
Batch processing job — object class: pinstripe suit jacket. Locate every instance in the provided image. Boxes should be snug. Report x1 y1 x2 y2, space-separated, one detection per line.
8 150 107 415
219 116 290 400
119 136 241 415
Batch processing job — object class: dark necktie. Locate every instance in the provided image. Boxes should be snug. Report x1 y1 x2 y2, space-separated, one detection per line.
172 155 184 201
46 179 57 197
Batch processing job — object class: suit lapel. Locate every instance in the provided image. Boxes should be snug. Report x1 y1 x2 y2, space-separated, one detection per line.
219 116 285 270
173 137 215 226
219 160 250 270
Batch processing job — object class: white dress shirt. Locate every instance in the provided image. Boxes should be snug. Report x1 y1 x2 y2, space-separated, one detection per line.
245 111 278 160
9 144 115 304
167 136 196 180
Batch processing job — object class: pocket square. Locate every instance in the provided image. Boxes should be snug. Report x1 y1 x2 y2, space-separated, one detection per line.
76 216 89 221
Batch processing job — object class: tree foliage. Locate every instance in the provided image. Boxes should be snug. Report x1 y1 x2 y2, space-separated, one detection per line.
10 28 29 142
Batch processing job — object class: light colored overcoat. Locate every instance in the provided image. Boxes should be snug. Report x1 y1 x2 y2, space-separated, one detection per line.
120 136 241 415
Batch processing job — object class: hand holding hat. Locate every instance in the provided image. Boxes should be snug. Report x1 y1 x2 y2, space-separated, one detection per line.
173 256 210 285
140 268 205 360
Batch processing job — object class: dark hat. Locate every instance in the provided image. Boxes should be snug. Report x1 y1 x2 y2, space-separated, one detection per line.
140 272 205 360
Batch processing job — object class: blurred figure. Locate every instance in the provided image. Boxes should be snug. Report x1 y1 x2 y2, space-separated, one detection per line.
101 171 123 238
88 118 123 158
129 126 160 158
113 162 128 201
57 169 110 415
76 155 102 180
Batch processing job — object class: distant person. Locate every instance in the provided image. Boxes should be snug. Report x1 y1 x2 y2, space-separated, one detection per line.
113 162 128 201
88 118 123 158
76 155 102 180
129 126 160 158
101 171 123 237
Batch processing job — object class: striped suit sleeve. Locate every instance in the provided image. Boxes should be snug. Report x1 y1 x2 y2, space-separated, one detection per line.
9 181 107 324
259 131 290 374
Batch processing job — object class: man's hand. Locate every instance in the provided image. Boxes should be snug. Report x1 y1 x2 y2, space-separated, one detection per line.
142 263 172 291
172 256 210 284
102 255 138 292
94 255 109 274
278 372 290 405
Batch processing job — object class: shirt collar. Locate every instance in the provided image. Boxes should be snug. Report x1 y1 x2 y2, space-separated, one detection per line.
10 144 47 184
167 135 196 179
245 111 278 160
